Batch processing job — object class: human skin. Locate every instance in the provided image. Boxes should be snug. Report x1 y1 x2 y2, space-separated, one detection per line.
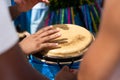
78 0 120 80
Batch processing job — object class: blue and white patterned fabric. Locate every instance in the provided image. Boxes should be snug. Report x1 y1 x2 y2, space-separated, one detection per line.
30 3 49 34
11 1 48 34
11 0 32 33
29 55 80 80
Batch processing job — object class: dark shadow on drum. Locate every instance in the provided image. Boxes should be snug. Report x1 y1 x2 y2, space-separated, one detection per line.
50 38 68 44
36 24 69 32
52 24 69 30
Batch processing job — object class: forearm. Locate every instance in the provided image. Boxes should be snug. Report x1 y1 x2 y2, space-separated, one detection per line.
9 6 22 20
0 44 49 80
78 30 120 80
78 0 120 80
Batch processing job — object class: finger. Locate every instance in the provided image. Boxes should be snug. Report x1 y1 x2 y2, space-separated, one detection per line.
61 66 70 72
42 0 50 4
14 0 22 4
36 26 53 35
39 29 60 38
38 0 49 3
40 33 61 42
24 31 31 37
70 69 78 74
39 43 58 50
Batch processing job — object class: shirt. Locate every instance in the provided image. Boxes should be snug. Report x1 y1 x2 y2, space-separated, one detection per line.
5 0 11 6
0 0 18 55
32 2 47 9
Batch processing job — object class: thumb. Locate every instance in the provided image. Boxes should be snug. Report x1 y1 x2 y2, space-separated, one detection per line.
61 66 70 71
24 31 31 37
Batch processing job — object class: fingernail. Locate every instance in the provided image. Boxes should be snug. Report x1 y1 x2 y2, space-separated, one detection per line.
70 69 74 72
55 43 58 46
57 33 61 36
56 28 60 30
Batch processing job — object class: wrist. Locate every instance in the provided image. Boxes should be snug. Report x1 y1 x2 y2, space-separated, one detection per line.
19 42 25 53
19 40 32 55
9 5 22 20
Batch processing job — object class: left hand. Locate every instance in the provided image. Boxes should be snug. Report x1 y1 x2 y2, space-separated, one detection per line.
14 0 49 12
55 66 78 80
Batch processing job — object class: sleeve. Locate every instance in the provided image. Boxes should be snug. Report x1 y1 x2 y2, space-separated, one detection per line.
0 0 18 55
5 0 11 6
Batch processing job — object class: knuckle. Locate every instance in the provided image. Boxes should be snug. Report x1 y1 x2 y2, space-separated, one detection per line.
47 36 51 39
46 43 50 46
43 36 51 41
46 31 50 34
42 28 46 32
53 34 58 37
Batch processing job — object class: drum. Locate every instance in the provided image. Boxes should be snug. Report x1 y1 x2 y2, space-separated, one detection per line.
33 24 94 68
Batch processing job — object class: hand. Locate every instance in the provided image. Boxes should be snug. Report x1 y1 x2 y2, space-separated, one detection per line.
55 66 78 80
19 26 61 55
14 0 49 12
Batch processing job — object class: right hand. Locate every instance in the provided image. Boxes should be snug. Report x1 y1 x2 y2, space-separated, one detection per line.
19 26 61 55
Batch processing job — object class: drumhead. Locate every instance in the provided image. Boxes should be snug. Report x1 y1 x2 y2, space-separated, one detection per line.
41 24 94 58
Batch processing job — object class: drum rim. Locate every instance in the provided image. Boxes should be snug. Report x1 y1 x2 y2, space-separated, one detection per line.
33 53 83 64
34 55 83 65
33 52 83 61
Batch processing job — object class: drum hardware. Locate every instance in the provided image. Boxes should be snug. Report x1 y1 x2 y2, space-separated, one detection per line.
69 59 74 68
57 59 74 68
57 60 62 68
